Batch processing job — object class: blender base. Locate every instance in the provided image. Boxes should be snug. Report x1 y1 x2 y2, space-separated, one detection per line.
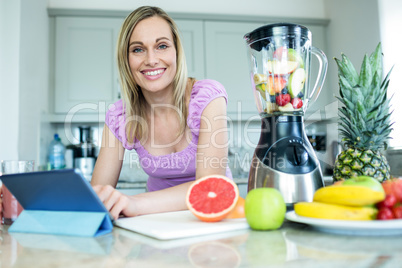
248 154 324 207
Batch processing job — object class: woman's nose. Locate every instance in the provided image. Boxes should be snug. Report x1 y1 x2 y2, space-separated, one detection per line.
145 50 159 66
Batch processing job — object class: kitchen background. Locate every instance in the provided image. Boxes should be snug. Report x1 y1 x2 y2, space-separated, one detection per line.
1 0 402 194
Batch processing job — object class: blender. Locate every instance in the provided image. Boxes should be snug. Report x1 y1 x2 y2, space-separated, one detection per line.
74 126 97 181
244 23 328 206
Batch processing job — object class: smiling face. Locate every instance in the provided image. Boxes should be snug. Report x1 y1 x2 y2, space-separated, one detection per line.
128 16 177 95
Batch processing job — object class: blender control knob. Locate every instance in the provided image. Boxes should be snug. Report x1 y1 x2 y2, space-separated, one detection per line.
285 144 308 166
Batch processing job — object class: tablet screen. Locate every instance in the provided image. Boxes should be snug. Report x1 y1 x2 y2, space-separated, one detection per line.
1 169 109 214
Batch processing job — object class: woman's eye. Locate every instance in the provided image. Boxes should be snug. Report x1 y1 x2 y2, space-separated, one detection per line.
132 47 143 53
158 44 168 50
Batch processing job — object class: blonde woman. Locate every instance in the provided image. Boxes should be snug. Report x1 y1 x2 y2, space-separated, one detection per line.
91 6 232 219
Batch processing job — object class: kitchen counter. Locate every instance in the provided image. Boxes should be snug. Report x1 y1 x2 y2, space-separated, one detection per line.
1 218 401 267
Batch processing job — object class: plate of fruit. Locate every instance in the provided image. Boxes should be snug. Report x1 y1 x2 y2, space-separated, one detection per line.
286 176 402 236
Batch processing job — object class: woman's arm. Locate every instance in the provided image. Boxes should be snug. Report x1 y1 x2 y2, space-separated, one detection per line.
94 181 192 219
195 96 229 179
91 124 125 187
92 124 189 219
93 97 229 219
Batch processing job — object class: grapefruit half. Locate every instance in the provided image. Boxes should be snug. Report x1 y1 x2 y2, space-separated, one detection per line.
186 175 239 222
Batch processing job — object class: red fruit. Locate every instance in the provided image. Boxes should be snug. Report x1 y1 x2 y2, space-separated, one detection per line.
376 194 398 209
291 98 303 109
186 175 239 222
377 207 394 220
276 94 291 106
267 76 287 94
382 178 402 202
273 46 288 60
392 205 402 219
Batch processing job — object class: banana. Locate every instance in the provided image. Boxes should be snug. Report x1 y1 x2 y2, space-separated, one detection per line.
253 73 267 85
294 202 378 221
313 185 385 207
278 103 294 112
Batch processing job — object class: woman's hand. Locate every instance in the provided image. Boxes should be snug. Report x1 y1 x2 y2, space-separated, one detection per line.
92 184 135 220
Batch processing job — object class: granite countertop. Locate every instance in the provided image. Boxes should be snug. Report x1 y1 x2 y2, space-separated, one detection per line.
116 180 147 189
115 176 334 189
1 218 401 268
115 177 249 189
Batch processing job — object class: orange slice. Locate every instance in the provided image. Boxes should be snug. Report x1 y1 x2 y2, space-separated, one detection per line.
226 196 245 219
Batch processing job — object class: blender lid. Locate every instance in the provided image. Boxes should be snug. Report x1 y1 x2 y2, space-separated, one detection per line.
244 23 311 51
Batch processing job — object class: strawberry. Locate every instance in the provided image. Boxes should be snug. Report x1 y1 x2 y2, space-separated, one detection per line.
291 98 303 109
275 94 290 106
377 207 394 220
382 178 402 202
392 205 402 219
376 194 398 209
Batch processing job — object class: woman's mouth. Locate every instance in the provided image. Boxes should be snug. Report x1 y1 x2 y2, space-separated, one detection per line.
142 68 165 79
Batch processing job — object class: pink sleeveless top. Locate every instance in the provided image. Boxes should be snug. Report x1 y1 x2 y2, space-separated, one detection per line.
105 79 233 191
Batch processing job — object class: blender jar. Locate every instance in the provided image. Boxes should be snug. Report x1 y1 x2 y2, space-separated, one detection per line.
244 23 327 116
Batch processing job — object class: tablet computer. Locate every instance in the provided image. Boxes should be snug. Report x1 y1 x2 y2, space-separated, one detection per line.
1 169 110 215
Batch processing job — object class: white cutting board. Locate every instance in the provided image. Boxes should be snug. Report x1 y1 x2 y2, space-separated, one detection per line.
114 210 249 240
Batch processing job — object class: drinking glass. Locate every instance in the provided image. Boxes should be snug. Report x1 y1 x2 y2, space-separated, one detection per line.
0 160 35 224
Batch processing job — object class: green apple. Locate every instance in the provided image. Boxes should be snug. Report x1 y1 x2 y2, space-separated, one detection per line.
245 188 286 231
342 176 384 194
287 48 305 68
256 83 266 92
273 47 304 68
256 83 267 100
288 68 306 98
267 60 298 75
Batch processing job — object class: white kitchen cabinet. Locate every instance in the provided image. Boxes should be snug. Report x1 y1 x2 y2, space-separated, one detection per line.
54 17 123 114
174 20 205 79
53 17 203 116
204 21 263 120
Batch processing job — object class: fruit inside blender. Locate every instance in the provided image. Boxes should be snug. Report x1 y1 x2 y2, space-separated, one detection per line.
253 46 306 114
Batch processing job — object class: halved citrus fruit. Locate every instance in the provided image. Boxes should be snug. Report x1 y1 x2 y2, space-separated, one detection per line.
186 175 239 222
226 196 245 219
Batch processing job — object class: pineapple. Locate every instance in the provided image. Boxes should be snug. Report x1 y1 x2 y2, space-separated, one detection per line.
333 43 393 182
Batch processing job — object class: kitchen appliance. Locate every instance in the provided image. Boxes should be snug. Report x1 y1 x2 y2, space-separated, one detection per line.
307 132 326 152
74 126 97 181
244 23 328 206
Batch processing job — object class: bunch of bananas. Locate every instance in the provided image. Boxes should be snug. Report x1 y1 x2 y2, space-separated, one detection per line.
295 177 385 221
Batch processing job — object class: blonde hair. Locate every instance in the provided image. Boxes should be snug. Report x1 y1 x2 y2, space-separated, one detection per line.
116 6 188 144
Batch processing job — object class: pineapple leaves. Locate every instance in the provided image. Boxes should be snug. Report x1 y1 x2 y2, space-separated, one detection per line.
369 43 383 80
351 86 364 103
366 109 378 122
381 66 393 89
359 54 372 90
335 42 393 151
338 76 353 99
334 56 359 86
359 43 383 91
343 98 355 111
356 101 366 118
